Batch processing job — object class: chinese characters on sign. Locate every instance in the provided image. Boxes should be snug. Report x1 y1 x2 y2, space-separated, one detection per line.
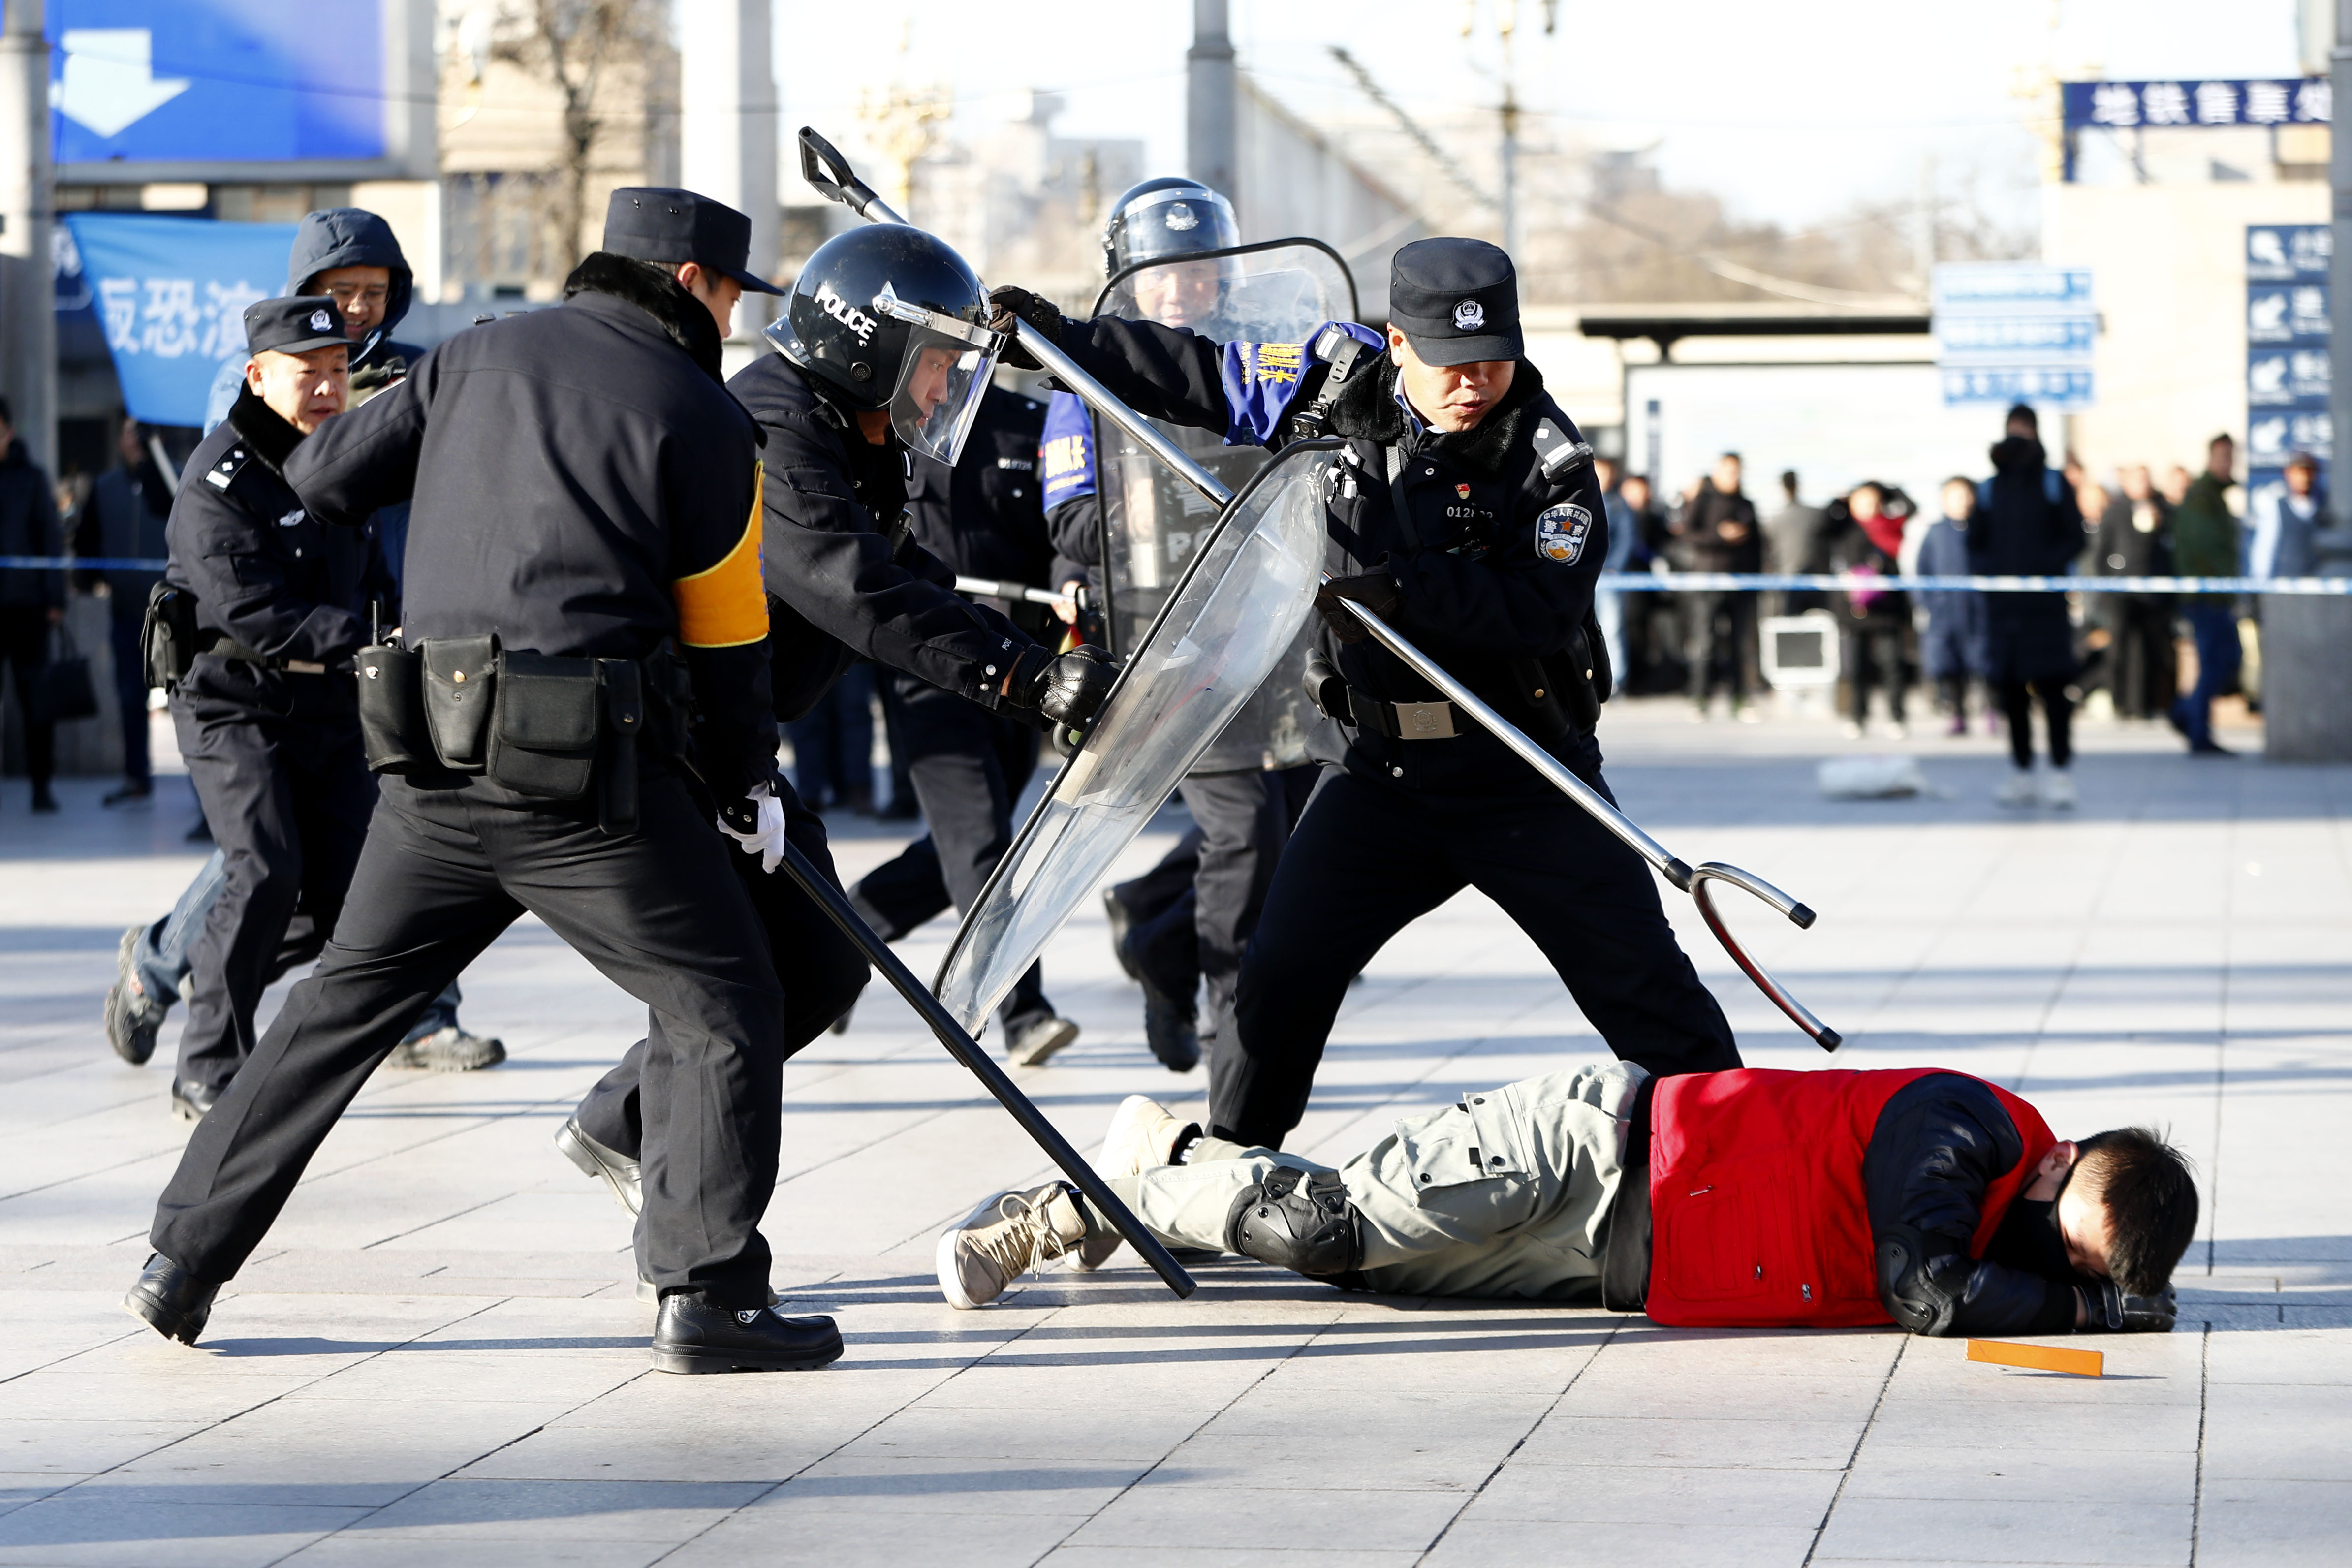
2246 225 2331 507
62 213 296 428
1932 264 2096 412
2062 79 2331 130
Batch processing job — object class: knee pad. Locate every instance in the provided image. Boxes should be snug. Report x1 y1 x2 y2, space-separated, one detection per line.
1224 1165 1363 1278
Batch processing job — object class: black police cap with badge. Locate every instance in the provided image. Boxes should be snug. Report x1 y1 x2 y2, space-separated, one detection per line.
244 295 351 357
1387 237 1523 367
603 187 786 295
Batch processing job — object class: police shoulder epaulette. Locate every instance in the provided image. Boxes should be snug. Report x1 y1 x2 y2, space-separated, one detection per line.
1530 419 1594 483
201 445 251 493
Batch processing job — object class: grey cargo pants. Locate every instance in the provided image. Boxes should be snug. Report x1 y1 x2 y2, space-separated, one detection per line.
1094 1062 1647 1300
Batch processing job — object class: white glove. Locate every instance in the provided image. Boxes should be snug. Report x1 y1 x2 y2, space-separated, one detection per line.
716 783 787 874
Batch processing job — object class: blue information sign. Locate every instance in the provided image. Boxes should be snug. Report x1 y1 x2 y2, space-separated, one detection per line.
2062 79 2331 132
63 213 296 429
2246 225 2332 505
49 0 385 167
1932 264 2096 411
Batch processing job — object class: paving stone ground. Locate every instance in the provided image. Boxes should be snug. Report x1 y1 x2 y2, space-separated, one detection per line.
0 697 2345 1567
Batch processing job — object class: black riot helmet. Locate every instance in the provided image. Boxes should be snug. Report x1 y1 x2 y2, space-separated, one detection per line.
1101 177 1240 277
766 224 1006 465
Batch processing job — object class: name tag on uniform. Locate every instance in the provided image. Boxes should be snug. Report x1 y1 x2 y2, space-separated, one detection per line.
1535 502 1592 564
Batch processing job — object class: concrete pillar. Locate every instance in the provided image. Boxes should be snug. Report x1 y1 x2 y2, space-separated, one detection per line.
681 0 780 341
1188 0 1236 205
0 0 54 475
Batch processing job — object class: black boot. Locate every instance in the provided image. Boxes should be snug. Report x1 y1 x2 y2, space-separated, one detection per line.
554 1116 641 1216
650 1293 843 1374
125 1254 219 1345
170 1079 220 1122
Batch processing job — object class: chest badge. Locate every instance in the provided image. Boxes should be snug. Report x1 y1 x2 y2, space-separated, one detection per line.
1455 483 1472 499
1534 502 1592 564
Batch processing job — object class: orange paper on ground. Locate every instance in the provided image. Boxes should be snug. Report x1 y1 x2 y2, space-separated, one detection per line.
1966 1339 2103 1377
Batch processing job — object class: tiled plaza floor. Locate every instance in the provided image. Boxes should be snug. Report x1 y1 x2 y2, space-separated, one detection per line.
0 697 2343 1566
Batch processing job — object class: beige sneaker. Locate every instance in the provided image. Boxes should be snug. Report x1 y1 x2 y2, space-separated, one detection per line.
1994 768 2039 808
2043 768 2077 809
936 1183 1090 1309
384 1025 506 1072
1100 1095 1194 1179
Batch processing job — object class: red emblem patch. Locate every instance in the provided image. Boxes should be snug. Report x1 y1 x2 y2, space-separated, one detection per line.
1455 483 1472 499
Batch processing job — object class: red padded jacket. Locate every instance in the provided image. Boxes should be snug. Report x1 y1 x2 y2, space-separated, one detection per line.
1645 1068 2055 1328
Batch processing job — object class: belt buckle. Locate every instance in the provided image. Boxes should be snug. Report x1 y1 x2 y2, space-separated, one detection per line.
1393 700 1456 739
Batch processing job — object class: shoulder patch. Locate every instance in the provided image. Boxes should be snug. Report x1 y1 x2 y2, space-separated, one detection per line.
202 446 250 492
1535 502 1593 564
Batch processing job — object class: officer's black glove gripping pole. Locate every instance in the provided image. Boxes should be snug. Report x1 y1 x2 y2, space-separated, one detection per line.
771 836 1196 1301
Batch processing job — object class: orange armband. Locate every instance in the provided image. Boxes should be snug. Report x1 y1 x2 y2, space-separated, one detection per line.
673 463 768 648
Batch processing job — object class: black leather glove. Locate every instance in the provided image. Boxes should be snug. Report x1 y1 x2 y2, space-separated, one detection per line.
1313 570 1404 644
2083 1281 2177 1333
1006 643 1116 746
987 286 1064 371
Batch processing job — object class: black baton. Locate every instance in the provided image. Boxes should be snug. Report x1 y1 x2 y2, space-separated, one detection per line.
773 838 1197 1300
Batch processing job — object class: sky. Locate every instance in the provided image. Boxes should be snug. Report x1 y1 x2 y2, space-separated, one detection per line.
775 0 2308 233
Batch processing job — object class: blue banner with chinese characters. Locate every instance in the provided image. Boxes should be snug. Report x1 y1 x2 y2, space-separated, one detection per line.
2063 79 2330 131
63 213 295 428
1932 264 2096 411
2246 225 2331 508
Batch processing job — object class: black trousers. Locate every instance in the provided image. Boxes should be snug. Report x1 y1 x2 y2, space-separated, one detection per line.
149 768 790 1305
109 607 151 784
0 607 56 788
1684 591 1754 702
1843 623 1910 725
1221 764 1742 1148
1116 766 1309 1047
2000 677 2073 768
850 674 1051 1037
574 776 869 1158
172 687 376 1095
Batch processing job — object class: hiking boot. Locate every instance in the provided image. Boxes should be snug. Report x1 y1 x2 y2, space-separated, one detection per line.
104 924 168 1066
650 1294 842 1374
1006 1015 1079 1068
936 1182 1093 1308
555 1117 642 1216
1100 1094 1196 1179
382 1025 506 1072
125 1254 218 1345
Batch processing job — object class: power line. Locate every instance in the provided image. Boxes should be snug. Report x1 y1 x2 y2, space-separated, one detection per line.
1326 46 1496 210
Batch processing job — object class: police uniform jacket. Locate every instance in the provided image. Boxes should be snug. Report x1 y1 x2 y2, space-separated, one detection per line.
164 388 393 726
907 385 1059 638
1056 315 1607 791
282 254 776 799
728 352 1037 721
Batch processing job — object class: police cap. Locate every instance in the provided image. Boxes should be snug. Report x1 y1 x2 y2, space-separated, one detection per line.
603 187 786 295
245 296 350 357
1387 237 1521 366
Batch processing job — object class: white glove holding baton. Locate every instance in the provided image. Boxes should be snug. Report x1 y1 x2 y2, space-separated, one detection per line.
716 781 788 874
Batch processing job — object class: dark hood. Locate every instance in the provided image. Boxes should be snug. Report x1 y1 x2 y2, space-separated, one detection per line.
287 208 415 367
1991 435 2046 473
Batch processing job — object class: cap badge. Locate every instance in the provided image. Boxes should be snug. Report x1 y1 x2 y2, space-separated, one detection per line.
309 309 334 332
1166 202 1198 232
1452 299 1486 331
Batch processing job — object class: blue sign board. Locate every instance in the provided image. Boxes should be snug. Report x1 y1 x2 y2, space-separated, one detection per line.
50 0 385 167
2062 79 2331 131
1932 264 2096 411
63 213 295 428
2246 225 2332 504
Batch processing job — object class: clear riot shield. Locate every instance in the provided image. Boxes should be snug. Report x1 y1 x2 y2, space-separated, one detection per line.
1094 240 1357 772
935 440 1345 1035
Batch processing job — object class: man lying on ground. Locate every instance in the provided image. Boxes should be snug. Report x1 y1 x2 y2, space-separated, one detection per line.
937 1063 2195 1335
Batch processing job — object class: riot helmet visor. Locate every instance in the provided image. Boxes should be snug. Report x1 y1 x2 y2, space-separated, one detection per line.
876 282 1005 465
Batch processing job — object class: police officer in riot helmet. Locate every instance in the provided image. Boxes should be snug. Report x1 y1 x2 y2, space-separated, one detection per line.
994 235 1744 1152
129 188 849 1376
1043 176 1316 1076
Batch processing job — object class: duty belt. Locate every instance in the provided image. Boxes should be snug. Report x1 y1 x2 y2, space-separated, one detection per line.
206 633 328 675
1345 688 1461 741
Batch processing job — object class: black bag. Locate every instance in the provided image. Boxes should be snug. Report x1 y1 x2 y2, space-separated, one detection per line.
487 649 601 800
35 623 99 724
356 642 430 774
421 634 497 773
140 581 201 691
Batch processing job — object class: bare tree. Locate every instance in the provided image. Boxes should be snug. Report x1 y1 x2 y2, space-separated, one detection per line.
487 0 670 270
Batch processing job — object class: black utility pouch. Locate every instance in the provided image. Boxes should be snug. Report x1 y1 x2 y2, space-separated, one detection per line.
141 581 200 691
596 658 643 835
356 643 430 774
488 649 601 800
422 634 498 773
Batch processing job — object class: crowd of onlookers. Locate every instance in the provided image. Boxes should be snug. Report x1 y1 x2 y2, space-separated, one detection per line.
1592 404 2321 804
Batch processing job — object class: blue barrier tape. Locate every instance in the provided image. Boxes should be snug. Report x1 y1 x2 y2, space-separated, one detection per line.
1597 571 2352 595
5 559 2348 595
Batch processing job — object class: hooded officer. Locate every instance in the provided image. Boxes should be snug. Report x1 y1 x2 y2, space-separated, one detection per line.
547 220 1123 1258
152 297 394 1125
129 189 852 1377
989 236 1744 1151
1040 178 1314 1075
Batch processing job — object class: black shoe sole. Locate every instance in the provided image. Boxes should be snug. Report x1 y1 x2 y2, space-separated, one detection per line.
105 929 162 1067
650 1339 844 1374
124 1287 208 1345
